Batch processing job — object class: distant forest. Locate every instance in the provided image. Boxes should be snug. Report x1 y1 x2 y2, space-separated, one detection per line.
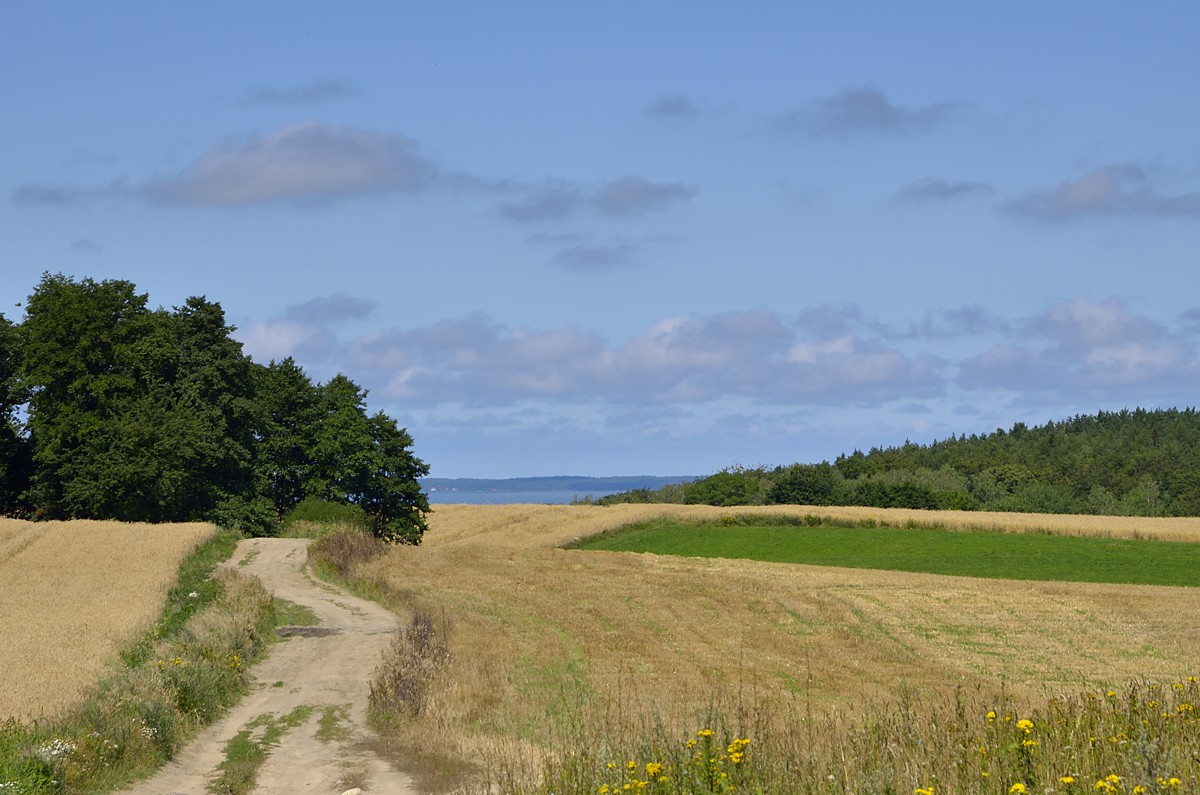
598 408 1200 517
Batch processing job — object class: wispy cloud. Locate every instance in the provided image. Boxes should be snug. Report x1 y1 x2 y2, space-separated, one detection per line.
69 238 103 254
896 177 994 202
1008 163 1200 221
12 178 130 206
552 243 636 271
147 122 438 206
772 87 962 140
284 292 375 324
591 176 697 217
498 175 697 223
240 77 357 106
646 93 699 120
497 183 585 222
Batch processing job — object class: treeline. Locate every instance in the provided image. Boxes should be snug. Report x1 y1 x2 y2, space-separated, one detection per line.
599 408 1200 516
0 274 429 541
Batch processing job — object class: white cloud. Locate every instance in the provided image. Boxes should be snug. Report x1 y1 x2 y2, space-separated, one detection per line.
957 297 1198 400
772 87 962 140
236 319 317 362
148 123 437 206
497 176 696 223
1009 163 1200 221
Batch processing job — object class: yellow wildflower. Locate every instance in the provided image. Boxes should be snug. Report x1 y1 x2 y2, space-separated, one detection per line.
1060 775 1076 784
1010 784 1027 794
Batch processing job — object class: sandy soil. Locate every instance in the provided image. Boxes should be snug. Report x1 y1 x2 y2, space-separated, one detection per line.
120 537 418 795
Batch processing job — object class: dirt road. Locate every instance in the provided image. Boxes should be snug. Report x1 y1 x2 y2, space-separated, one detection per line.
121 537 419 795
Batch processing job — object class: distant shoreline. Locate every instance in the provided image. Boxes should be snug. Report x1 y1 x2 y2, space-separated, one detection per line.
421 475 696 494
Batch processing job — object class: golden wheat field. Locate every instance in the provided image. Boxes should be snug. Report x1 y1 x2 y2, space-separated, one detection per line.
0 518 214 720
365 504 1200 767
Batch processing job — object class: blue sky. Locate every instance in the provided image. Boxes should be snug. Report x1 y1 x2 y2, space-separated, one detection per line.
5 3 1200 478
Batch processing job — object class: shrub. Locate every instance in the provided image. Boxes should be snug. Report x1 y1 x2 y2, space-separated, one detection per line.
209 496 279 537
283 497 369 533
369 607 451 722
308 528 389 580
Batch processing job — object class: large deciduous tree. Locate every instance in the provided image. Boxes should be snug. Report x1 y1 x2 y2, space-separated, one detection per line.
0 313 31 514
12 274 429 540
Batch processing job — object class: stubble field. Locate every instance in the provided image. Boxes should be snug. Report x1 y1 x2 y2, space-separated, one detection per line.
362 504 1200 785
0 518 214 720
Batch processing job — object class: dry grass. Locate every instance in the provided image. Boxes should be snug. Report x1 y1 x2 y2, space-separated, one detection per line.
0 518 215 720
361 504 1200 783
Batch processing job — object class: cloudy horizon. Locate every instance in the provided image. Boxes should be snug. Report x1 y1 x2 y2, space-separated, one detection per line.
5 4 1199 477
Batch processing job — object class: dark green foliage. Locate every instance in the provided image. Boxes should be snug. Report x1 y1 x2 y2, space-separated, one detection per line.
283 496 370 529
3 274 429 541
0 313 31 515
765 462 841 505
603 408 1200 517
683 468 759 506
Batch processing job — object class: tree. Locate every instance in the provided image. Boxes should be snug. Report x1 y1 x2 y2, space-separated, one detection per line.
19 274 151 517
766 463 841 506
20 277 256 522
253 358 322 516
0 313 31 514
684 468 759 507
252 364 430 542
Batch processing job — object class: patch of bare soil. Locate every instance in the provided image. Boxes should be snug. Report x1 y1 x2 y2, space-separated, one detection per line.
119 538 418 795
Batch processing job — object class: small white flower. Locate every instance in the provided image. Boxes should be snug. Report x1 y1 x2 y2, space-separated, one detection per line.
188 591 199 598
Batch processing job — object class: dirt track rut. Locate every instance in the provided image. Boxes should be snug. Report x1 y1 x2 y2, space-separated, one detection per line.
120 537 418 795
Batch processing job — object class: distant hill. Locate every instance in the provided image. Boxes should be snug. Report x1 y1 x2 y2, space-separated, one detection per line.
421 475 696 494
597 408 1200 517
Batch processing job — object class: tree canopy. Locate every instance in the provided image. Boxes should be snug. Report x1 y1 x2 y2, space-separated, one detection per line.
1 273 429 541
601 407 1200 517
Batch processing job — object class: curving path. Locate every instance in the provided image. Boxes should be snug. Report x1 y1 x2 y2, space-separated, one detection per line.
120 538 418 795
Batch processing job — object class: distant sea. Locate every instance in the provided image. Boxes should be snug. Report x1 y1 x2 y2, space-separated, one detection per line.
426 489 625 505
421 475 696 505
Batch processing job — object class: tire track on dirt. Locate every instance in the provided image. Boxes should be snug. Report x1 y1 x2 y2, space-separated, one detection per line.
120 537 418 795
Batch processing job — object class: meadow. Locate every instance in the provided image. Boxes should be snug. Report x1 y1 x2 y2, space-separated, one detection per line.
0 518 215 720
348 504 1200 793
573 516 1200 586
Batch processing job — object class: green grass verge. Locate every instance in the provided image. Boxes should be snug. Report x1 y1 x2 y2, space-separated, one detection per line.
572 518 1200 587
0 527 286 794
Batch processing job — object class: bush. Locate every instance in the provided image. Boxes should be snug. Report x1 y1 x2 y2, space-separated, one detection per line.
368 607 451 722
283 497 369 533
684 470 761 507
209 496 279 537
308 528 389 580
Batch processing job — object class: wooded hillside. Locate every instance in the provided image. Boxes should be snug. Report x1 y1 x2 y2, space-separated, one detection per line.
601 408 1200 516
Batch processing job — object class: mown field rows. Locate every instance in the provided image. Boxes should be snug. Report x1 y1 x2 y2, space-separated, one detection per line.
361 504 1200 784
0 518 215 720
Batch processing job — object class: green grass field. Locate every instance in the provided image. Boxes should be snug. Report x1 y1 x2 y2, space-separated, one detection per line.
573 518 1200 587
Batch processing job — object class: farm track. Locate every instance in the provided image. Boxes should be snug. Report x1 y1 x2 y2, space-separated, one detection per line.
120 538 418 795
